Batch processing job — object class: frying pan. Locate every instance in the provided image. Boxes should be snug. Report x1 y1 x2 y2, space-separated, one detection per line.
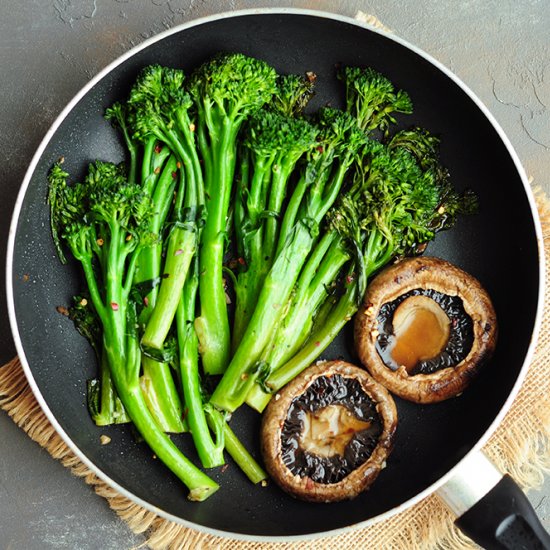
6 8 549 547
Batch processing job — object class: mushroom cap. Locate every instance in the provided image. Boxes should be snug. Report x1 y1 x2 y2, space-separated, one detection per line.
355 256 498 404
261 360 397 503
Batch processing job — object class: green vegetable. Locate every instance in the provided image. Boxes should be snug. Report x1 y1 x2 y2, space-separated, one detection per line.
106 100 186 434
209 107 367 412
49 54 476 498
190 53 278 375
338 65 413 134
270 73 316 117
206 409 268 485
68 294 130 426
176 256 225 468
232 107 319 351
247 129 476 411
49 160 218 501
127 65 205 355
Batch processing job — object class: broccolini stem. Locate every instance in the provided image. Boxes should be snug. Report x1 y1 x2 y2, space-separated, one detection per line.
140 357 186 434
80 255 107 325
105 320 219 501
245 236 349 411
136 156 179 312
233 149 250 261
176 263 225 469
231 262 268 354
231 153 271 351
209 222 316 412
135 155 185 434
196 121 237 375
206 409 268 485
142 227 196 350
142 138 203 351
232 154 301 352
259 289 358 410
275 172 308 257
90 348 129 426
262 156 294 262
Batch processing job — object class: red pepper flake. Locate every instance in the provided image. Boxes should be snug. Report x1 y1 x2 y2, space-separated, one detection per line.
111 302 119 311
143 296 149 308
221 464 229 473
171 171 178 180
316 145 324 153
314 341 321 347
237 257 246 266
154 166 161 175
22 274 29 282
174 249 183 256
182 407 189 421
56 305 69 316
306 477 315 490
176 161 181 169
154 144 163 154
345 274 355 284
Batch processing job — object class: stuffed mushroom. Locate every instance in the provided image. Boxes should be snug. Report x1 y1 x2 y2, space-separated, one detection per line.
355 256 497 403
261 360 397 502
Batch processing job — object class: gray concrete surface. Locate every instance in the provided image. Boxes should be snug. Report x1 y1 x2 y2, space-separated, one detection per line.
1 1 549 548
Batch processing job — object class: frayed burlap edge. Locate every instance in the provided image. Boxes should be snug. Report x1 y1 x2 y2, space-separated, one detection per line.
2 189 550 550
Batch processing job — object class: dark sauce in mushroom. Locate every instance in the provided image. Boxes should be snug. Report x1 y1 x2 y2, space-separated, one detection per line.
375 288 474 375
280 374 382 484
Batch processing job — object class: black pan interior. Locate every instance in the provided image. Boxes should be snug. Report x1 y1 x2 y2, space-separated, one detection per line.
11 13 540 536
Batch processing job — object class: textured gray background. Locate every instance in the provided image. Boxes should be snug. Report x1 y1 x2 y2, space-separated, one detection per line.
1 1 549 548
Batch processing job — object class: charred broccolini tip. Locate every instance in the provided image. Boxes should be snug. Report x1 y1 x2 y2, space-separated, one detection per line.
269 73 316 117
338 65 413 135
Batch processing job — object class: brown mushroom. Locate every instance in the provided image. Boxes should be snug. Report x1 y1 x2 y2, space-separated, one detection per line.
355 256 497 404
261 360 397 503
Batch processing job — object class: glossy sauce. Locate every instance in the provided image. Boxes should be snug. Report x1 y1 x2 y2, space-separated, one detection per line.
375 288 474 375
390 295 451 372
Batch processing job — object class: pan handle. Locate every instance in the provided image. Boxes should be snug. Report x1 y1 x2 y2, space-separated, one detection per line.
437 451 550 549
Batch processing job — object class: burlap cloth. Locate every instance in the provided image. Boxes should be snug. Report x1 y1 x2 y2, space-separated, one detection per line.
2 12 549 546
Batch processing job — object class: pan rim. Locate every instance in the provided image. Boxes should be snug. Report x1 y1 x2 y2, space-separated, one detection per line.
5 7 545 542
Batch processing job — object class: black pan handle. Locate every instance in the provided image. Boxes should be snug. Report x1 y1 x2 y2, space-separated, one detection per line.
455 474 550 549
437 452 550 549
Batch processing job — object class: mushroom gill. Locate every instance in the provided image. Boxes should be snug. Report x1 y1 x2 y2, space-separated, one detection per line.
355 256 497 404
261 360 397 502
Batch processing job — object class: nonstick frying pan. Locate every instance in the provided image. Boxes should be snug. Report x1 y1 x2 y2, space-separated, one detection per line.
6 8 549 547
